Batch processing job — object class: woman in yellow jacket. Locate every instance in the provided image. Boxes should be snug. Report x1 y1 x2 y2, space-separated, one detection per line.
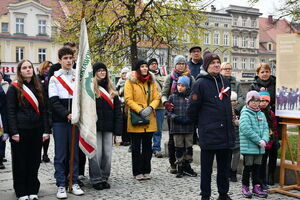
124 60 160 181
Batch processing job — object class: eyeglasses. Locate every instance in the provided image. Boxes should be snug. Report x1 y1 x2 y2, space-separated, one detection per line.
98 69 106 73
222 68 232 71
176 63 186 66
250 99 261 103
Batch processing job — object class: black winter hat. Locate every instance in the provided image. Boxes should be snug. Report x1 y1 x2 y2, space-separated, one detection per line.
189 46 202 53
147 58 158 66
133 60 148 71
203 51 221 71
93 62 107 76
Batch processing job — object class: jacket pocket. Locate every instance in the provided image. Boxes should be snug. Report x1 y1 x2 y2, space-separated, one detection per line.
199 121 226 145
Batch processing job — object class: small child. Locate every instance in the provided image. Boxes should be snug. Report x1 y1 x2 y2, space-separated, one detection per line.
229 91 240 182
259 88 279 189
239 91 269 198
168 76 197 178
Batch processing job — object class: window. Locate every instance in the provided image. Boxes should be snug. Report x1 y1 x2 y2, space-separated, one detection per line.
250 38 255 48
1 23 8 33
224 24 228 28
233 57 238 69
205 22 209 26
251 20 256 28
233 35 238 46
242 37 247 48
16 18 24 33
242 58 247 69
215 23 219 27
223 56 228 62
223 32 229 46
16 47 24 62
242 19 247 27
261 58 265 63
213 32 220 45
233 18 238 26
268 43 272 51
250 58 255 69
38 48 46 63
38 20 46 34
204 33 210 44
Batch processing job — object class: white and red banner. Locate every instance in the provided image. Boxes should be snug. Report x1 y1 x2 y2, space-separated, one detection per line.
71 18 97 158
99 86 114 109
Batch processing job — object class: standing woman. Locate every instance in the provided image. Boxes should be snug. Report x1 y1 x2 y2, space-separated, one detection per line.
89 62 122 190
38 61 53 163
124 60 160 180
7 60 49 200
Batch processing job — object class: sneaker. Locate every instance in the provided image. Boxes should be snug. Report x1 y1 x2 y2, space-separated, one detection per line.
102 181 111 189
42 154 50 163
169 165 177 174
56 186 67 199
242 185 252 198
154 151 163 158
253 184 268 198
18 196 29 200
71 184 84 196
135 174 144 181
92 183 103 190
143 174 151 180
29 194 38 200
217 194 232 200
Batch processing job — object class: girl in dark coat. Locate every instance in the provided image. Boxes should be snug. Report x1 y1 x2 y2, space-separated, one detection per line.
7 60 49 200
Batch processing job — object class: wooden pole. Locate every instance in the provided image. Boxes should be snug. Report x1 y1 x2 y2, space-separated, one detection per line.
68 125 76 192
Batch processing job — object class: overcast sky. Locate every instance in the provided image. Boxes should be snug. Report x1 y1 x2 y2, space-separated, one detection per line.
210 0 286 19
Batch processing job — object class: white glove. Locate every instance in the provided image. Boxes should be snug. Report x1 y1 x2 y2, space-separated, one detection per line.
259 140 266 148
140 106 153 118
43 133 50 142
2 133 9 141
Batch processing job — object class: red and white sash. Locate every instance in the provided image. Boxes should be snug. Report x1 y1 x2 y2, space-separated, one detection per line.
54 75 74 96
12 81 40 115
99 86 114 109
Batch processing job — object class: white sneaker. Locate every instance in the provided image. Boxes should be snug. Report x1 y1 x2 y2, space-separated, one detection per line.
18 196 29 200
71 184 84 196
56 186 67 199
29 194 38 200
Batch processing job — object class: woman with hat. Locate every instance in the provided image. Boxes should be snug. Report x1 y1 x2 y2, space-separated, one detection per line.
89 62 122 190
124 60 160 180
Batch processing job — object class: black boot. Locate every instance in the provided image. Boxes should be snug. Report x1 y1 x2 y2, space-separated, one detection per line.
0 157 5 169
182 161 197 177
176 164 183 178
230 170 237 182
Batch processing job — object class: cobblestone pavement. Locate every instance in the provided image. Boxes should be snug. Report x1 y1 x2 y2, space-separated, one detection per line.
0 132 298 200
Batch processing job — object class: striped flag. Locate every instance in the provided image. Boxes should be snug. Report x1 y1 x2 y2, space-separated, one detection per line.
72 18 97 158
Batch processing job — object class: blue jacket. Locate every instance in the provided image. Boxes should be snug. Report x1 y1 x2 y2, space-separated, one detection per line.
239 106 269 155
187 70 234 150
187 59 203 78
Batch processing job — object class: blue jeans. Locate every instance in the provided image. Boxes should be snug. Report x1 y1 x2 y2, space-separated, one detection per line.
152 109 165 153
52 123 79 187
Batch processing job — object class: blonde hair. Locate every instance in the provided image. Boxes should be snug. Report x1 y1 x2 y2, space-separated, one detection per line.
39 61 52 76
93 70 118 99
256 63 271 74
220 62 232 69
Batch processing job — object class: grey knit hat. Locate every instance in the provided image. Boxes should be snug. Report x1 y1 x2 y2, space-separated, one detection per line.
173 55 187 68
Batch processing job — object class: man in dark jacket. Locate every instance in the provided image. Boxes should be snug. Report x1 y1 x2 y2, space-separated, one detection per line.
0 84 9 169
187 46 203 78
187 51 234 200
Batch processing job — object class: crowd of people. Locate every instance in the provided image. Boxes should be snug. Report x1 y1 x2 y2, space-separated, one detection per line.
0 43 281 200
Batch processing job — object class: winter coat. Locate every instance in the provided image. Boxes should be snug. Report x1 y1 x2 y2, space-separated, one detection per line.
0 85 8 134
250 75 276 111
95 90 122 135
168 90 194 134
187 58 203 78
226 76 244 112
124 71 160 133
161 74 195 104
6 80 48 136
187 70 234 150
150 71 165 109
239 106 269 155
48 69 75 123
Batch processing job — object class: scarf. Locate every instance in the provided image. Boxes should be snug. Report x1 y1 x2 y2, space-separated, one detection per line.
137 72 151 83
246 105 261 112
170 68 190 94
212 74 230 100
150 69 161 76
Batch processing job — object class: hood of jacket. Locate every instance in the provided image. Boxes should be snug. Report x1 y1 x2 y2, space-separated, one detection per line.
54 68 75 77
126 71 155 84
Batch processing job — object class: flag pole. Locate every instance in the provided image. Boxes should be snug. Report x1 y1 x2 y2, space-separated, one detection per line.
68 0 87 192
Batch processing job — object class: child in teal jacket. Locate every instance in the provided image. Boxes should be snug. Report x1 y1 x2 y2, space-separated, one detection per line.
239 91 269 198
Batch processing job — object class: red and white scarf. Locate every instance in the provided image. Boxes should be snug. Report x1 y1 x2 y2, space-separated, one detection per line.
12 81 40 115
99 86 114 109
54 75 74 96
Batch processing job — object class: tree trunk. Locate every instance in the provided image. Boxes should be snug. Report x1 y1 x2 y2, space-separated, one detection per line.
128 1 138 70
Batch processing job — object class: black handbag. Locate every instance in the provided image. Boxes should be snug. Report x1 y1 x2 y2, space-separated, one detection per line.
130 82 151 126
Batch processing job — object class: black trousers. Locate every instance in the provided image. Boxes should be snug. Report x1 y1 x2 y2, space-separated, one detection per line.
200 149 231 198
130 132 153 176
11 128 42 197
242 164 260 186
122 113 130 143
260 145 278 185
42 138 50 156
167 118 176 166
